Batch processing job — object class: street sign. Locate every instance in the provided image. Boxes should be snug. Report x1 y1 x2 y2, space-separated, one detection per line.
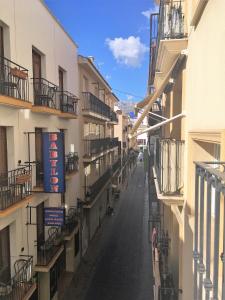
44 207 65 226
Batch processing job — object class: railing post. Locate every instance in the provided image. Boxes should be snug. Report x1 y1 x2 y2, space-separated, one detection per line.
204 174 213 299
212 180 221 300
193 165 200 300
198 170 206 299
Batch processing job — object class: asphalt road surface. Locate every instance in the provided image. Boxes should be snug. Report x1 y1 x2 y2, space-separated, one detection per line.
63 162 153 300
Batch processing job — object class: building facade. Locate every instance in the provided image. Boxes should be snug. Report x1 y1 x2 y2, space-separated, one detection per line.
0 1 81 299
137 0 225 299
78 55 121 255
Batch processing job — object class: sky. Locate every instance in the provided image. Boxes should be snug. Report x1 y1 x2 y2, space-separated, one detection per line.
45 0 158 102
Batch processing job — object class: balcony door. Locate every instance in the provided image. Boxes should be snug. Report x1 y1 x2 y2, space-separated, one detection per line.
0 226 10 283
36 202 45 248
0 127 8 185
58 68 64 91
35 128 43 186
32 50 41 104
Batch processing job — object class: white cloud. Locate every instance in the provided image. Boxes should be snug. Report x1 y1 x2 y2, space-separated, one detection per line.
127 94 134 101
105 36 148 68
105 74 111 80
141 5 159 20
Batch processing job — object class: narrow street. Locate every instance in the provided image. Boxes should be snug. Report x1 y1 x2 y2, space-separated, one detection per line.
63 162 154 300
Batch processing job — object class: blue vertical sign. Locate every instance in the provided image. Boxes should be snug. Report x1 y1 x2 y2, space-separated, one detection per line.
43 132 65 193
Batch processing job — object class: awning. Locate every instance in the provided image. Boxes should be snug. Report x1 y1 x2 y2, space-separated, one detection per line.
131 112 186 138
131 55 181 136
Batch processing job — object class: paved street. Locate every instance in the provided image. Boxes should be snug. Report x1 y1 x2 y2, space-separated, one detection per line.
63 162 153 300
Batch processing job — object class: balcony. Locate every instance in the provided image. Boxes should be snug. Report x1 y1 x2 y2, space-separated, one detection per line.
65 152 79 179
82 92 110 120
148 102 162 127
154 0 188 90
31 78 60 115
83 138 110 160
84 168 111 206
153 138 184 205
58 90 78 119
36 227 64 271
61 207 79 240
112 159 121 175
193 162 225 299
0 166 32 213
148 13 159 89
0 256 36 300
109 110 118 124
110 137 120 149
0 56 31 109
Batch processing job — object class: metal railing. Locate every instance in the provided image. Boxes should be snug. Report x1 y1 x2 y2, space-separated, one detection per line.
65 152 79 174
82 92 110 119
149 13 159 88
110 137 119 148
83 137 111 156
57 90 78 115
154 138 184 195
0 56 29 101
0 256 34 300
193 162 225 300
36 227 63 266
0 166 32 210
112 159 121 174
110 111 118 123
158 0 186 41
61 207 79 237
85 168 111 202
32 78 58 109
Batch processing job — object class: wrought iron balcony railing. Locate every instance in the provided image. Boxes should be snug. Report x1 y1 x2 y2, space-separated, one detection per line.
110 111 118 123
0 255 34 300
154 138 184 195
83 137 111 157
85 168 111 203
65 152 79 174
149 13 159 89
82 92 110 119
148 102 162 126
36 227 63 266
61 207 79 237
0 166 32 210
112 159 121 174
158 0 186 41
32 78 58 109
193 162 225 300
110 137 120 148
0 56 29 101
57 90 78 115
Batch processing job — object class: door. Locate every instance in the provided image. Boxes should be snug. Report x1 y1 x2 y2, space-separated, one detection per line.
58 68 64 91
32 50 41 104
0 127 8 186
36 202 45 248
35 128 43 186
0 226 10 283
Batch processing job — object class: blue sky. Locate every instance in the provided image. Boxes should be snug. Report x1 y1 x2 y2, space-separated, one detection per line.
45 0 157 102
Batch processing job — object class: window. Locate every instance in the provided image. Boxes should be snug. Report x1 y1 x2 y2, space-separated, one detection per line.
35 128 43 186
0 226 10 283
36 202 45 248
0 127 8 176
